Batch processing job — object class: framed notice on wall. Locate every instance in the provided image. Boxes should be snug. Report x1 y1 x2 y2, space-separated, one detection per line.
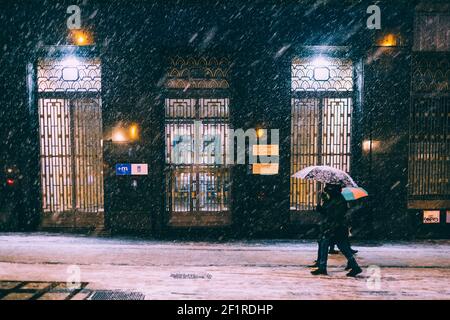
423 210 440 224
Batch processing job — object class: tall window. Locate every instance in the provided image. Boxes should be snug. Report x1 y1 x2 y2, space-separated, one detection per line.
37 56 104 214
290 56 353 211
414 9 450 51
409 7 450 208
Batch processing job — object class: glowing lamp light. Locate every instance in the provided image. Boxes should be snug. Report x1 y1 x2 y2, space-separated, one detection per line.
6 178 14 186
60 56 81 81
69 30 93 46
256 128 265 139
378 33 399 47
112 129 128 143
129 124 139 141
111 124 140 143
61 56 80 67
311 56 329 67
311 56 331 81
77 35 86 45
362 139 381 153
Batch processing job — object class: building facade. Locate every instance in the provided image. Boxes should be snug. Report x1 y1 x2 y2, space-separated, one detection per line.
0 0 449 239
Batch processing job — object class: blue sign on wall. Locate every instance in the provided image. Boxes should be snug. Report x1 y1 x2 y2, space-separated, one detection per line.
115 163 131 175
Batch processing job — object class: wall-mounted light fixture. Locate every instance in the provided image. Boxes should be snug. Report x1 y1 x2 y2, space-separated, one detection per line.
129 124 139 141
362 139 381 153
256 128 265 139
69 29 93 46
111 128 128 143
111 123 140 143
377 33 402 47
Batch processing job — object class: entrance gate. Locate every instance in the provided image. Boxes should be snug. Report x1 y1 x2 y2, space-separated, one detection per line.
164 57 231 227
290 55 354 212
36 55 104 228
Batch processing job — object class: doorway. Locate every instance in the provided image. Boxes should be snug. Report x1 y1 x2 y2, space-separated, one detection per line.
164 98 231 227
36 55 104 228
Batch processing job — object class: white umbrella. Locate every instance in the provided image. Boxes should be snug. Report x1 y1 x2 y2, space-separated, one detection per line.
292 165 358 187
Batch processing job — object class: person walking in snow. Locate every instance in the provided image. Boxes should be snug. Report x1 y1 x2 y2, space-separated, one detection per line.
310 183 362 277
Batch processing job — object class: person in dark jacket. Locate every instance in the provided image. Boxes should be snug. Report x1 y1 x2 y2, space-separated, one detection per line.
310 183 362 277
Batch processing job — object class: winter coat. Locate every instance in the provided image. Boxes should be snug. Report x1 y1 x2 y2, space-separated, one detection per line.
316 193 349 239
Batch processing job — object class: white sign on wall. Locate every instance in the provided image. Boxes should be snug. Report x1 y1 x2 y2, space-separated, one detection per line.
131 164 148 175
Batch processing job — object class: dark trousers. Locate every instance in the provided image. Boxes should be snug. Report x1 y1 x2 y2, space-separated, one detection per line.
317 236 359 271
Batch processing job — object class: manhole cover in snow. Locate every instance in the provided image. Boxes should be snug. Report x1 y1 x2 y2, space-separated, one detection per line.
88 290 145 300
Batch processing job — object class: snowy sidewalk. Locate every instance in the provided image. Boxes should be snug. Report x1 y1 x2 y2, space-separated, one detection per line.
0 233 449 299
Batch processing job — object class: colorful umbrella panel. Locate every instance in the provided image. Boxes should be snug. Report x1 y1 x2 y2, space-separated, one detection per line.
341 187 369 201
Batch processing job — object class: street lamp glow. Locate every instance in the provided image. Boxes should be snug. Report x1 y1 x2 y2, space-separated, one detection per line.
129 124 139 140
112 129 127 143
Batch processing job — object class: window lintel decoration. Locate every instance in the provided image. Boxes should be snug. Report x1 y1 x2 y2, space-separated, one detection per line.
37 57 101 93
411 54 450 93
291 56 353 92
165 56 230 89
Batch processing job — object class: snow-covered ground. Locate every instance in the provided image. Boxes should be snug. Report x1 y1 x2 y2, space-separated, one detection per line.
0 233 449 299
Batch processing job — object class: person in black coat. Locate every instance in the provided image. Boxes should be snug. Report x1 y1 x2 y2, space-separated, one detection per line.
310 183 362 277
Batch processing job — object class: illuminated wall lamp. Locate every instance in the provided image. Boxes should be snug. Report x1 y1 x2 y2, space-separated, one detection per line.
362 139 381 153
111 124 140 143
69 29 93 46
377 33 401 47
256 128 265 139
111 128 128 143
129 124 139 141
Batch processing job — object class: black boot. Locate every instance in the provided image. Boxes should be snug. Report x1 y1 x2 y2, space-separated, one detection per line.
345 263 352 271
346 266 363 277
311 268 328 276
350 248 358 254
308 261 319 268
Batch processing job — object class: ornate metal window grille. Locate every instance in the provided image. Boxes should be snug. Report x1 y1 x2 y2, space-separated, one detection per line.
290 56 353 211
37 57 101 92
408 54 450 204
414 10 450 52
164 57 232 226
37 58 103 214
165 98 230 214
411 54 450 93
38 99 73 212
165 56 230 90
291 57 353 92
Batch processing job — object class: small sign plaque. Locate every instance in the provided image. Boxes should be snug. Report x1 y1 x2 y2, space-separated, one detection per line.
131 164 148 175
116 163 148 176
116 163 131 176
423 210 440 224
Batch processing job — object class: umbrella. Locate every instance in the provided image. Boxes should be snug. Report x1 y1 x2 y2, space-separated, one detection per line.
341 187 368 201
292 165 358 187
